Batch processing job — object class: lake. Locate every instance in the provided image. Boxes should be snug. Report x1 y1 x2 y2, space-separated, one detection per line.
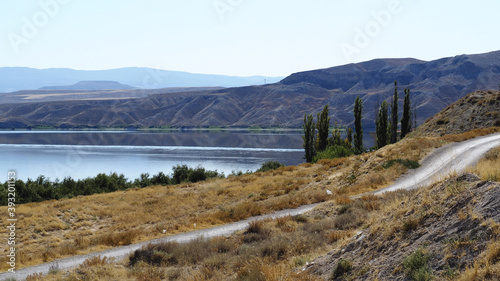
0 131 305 181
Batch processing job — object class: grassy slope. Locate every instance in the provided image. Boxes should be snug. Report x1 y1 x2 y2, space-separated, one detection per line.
22 140 500 281
0 128 494 272
0 129 456 271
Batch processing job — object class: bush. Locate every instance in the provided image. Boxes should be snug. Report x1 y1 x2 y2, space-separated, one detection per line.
382 159 421 170
151 172 170 185
332 259 353 279
129 238 213 267
0 164 221 206
81 255 109 267
256 161 284 173
172 165 221 184
313 145 354 163
189 166 208 183
172 165 190 184
403 248 433 281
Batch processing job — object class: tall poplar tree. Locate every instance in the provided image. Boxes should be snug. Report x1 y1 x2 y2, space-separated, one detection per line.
303 114 316 163
353 96 363 153
390 80 399 144
400 87 412 139
316 104 330 152
376 101 389 149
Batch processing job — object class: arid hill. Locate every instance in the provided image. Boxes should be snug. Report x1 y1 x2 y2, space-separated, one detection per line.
414 90 500 136
0 51 499 129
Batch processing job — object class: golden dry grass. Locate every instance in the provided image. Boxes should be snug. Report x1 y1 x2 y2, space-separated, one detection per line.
18 136 500 280
0 163 335 271
0 130 494 275
468 146 500 181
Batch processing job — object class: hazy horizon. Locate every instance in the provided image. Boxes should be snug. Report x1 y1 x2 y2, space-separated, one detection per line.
2 0 500 77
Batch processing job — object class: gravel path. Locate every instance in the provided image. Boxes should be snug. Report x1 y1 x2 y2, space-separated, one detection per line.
373 133 500 195
2 133 500 280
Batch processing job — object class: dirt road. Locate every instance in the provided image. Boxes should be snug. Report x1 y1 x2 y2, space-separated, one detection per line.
373 133 500 194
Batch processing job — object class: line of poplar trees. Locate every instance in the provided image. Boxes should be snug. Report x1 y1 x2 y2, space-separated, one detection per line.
376 80 412 149
303 80 412 161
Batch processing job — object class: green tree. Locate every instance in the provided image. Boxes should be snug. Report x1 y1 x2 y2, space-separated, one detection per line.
346 127 353 147
303 114 316 163
400 87 412 139
376 101 389 149
316 104 330 152
353 96 363 153
330 122 342 147
390 80 399 144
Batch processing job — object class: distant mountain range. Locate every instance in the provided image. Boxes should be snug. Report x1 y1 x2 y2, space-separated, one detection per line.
0 67 284 92
40 81 137 90
0 51 499 129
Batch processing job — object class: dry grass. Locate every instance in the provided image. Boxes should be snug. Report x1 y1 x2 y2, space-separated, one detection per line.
442 127 500 142
0 163 336 271
469 146 500 181
1 128 497 276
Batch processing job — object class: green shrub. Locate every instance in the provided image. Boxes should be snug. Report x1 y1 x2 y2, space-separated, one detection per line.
382 159 421 170
151 172 170 185
332 259 353 279
292 214 309 223
313 145 354 163
255 161 284 173
172 165 190 184
0 164 221 206
403 248 433 281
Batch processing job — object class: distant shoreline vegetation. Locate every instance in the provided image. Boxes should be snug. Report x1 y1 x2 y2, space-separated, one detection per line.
0 125 303 133
0 161 284 206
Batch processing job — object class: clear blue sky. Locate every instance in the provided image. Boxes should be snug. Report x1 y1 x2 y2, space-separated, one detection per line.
1 0 499 77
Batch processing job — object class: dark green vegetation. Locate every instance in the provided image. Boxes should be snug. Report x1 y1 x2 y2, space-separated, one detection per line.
0 166 221 205
401 88 412 139
332 259 353 279
375 101 389 149
303 80 414 162
313 145 354 163
0 161 288 205
302 114 316 162
375 81 413 149
316 105 331 152
255 160 284 173
382 159 421 170
353 96 363 154
403 248 433 281
302 102 358 162
390 81 399 144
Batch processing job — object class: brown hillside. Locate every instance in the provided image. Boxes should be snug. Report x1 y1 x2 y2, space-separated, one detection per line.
309 173 500 280
414 90 500 136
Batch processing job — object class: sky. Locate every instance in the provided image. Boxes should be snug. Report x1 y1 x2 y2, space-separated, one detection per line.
1 0 499 77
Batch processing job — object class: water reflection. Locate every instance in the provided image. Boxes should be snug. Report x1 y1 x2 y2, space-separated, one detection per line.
0 131 304 181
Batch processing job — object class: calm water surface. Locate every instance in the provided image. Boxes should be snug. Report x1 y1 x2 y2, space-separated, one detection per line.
0 131 304 181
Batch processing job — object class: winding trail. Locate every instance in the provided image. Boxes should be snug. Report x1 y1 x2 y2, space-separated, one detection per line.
373 133 500 194
2 133 500 280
